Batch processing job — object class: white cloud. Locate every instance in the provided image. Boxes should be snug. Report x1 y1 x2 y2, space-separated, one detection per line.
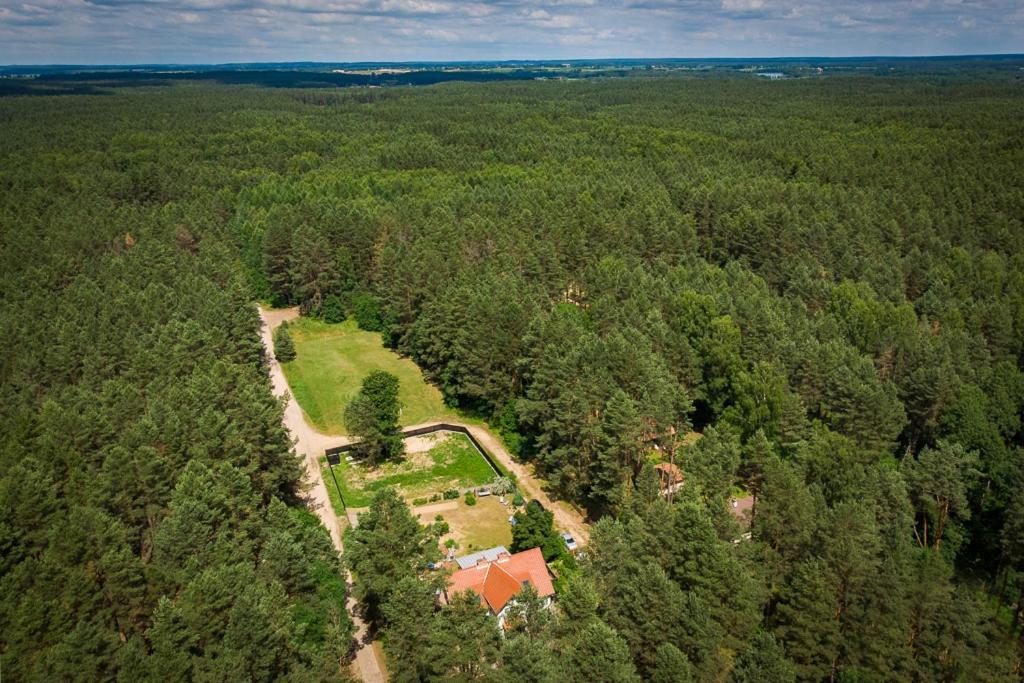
722 0 765 11
0 0 1021 63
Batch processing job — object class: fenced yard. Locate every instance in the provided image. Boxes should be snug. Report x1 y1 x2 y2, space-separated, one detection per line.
322 431 495 509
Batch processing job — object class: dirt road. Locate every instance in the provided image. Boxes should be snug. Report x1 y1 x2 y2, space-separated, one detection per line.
400 421 591 546
259 306 591 681
262 306 590 547
259 306 384 683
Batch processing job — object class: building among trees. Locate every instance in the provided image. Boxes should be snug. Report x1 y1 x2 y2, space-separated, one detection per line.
654 462 684 496
443 547 555 629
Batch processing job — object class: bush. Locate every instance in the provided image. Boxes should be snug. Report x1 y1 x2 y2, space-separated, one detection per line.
491 476 514 496
512 494 525 507
412 497 427 506
430 493 441 502
443 489 459 500
321 295 346 324
464 492 477 506
351 292 383 331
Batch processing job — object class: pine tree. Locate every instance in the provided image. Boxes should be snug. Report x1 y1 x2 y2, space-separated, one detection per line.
562 622 641 683
344 488 436 624
381 577 436 683
344 371 403 462
730 631 795 683
773 558 840 682
427 591 501 680
262 220 294 306
650 643 695 683
498 634 559 683
272 321 296 362
902 440 979 551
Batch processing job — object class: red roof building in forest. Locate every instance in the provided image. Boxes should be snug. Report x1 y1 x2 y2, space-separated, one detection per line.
654 462 684 496
443 547 555 628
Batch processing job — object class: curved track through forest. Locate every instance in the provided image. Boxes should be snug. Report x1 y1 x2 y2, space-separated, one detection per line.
259 306 385 683
259 306 591 682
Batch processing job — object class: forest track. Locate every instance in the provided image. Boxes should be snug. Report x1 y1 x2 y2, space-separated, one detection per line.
262 306 591 546
260 305 591 680
258 306 384 683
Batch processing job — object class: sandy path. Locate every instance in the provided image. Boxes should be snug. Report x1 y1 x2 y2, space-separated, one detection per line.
434 422 590 546
259 306 384 683
260 305 592 679
263 306 590 546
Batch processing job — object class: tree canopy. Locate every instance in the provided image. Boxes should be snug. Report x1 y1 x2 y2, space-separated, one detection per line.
3 65 1023 679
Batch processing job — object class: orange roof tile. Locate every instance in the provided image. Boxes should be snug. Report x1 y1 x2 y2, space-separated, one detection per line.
654 462 683 483
446 547 554 614
481 562 521 613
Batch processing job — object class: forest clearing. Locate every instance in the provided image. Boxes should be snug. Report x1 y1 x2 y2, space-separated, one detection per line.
280 317 462 431
413 496 515 555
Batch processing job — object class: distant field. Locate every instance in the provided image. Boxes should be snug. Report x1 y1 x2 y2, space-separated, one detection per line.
281 317 460 433
322 432 495 509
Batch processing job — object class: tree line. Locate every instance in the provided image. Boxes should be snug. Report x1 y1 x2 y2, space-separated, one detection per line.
0 90 353 680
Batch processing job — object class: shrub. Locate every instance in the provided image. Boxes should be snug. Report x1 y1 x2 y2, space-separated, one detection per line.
321 295 346 324
443 489 459 500
491 476 514 496
512 494 525 507
430 493 441 502
351 292 383 331
412 497 427 506
464 492 477 506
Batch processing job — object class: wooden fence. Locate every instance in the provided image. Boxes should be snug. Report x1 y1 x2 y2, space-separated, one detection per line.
325 423 504 478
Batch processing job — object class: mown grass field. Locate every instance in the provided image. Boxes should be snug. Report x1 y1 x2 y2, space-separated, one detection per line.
281 317 461 433
322 432 495 509
429 496 514 554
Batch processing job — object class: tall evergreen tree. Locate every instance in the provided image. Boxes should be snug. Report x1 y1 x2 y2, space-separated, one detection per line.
344 488 437 624
562 622 641 683
272 320 296 362
344 370 403 462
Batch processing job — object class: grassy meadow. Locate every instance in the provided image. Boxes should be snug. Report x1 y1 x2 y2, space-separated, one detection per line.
281 317 461 433
428 496 514 554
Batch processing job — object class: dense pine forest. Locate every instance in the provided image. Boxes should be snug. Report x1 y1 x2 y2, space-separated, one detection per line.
2 67 1024 680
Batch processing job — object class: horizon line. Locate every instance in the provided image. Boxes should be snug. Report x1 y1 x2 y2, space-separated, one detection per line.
3 52 1023 69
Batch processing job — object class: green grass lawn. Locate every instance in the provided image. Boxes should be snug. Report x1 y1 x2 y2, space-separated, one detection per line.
322 432 496 509
281 317 462 433
429 496 513 554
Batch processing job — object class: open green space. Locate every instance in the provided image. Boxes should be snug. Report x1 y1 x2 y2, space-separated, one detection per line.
322 432 495 509
427 496 514 554
280 317 461 433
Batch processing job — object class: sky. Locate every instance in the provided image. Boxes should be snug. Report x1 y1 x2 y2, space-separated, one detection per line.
0 0 1022 65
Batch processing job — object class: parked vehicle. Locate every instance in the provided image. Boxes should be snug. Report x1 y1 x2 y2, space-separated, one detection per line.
561 531 578 552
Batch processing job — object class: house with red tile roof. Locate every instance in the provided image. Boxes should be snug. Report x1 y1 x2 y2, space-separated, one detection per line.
443 546 555 629
729 495 755 543
729 494 754 527
654 462 684 496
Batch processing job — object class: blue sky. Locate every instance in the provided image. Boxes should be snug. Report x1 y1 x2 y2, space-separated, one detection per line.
1 0 1021 65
